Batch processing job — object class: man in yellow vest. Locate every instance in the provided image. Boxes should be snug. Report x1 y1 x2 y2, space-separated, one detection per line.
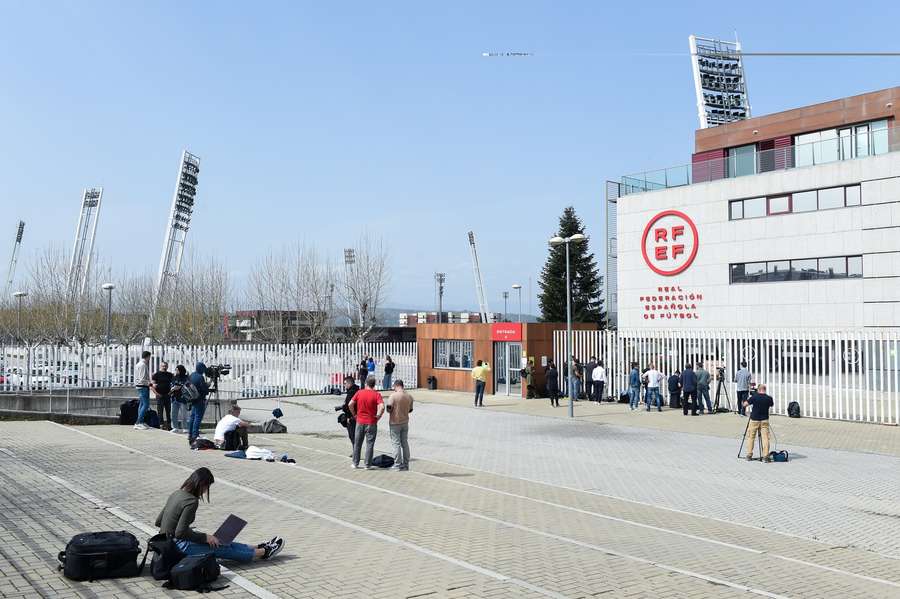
471 360 490 407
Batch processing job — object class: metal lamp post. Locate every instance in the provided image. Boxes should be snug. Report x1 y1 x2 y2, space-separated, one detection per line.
502 291 509 321
548 233 586 418
12 291 27 343
102 283 115 346
511 284 523 323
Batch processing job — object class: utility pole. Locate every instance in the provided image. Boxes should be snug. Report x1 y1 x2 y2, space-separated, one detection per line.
512 284 523 323
502 291 509 322
434 273 445 324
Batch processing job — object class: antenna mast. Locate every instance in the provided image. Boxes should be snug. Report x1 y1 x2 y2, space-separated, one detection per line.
467 231 491 323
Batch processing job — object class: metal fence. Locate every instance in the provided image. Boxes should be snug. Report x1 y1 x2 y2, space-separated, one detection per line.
0 341 418 401
554 329 900 425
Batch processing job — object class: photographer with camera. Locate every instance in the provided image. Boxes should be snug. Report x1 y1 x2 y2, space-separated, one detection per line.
743 383 774 462
336 375 359 449
736 361 752 416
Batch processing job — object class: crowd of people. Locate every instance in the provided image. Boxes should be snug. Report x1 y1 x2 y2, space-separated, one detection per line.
133 351 212 444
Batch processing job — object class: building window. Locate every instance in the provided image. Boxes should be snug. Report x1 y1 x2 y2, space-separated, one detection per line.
768 195 790 215
793 119 889 167
730 256 863 284
433 340 474 369
729 183 863 220
728 144 757 178
817 187 844 210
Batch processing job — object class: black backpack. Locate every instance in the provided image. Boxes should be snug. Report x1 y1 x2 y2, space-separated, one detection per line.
371 454 395 468
119 400 139 425
787 401 801 418
58 531 142 581
146 534 185 581
165 554 226 592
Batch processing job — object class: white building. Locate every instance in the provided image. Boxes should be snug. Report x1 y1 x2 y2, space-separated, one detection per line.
611 86 900 330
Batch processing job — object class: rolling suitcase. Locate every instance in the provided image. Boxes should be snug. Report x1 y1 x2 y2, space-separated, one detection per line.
58 531 142 581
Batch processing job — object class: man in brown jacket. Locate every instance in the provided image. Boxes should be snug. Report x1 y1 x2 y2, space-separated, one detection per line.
386 379 413 471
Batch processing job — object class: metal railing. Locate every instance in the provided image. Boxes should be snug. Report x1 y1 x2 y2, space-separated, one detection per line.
553 329 900 425
621 124 899 195
1 342 418 416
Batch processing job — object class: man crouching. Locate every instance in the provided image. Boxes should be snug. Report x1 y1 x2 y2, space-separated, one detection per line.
215 405 251 451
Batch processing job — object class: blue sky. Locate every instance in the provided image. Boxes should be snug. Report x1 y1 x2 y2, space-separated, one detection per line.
2 1 899 314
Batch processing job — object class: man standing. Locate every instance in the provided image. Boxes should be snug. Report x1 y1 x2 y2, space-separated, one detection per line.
681 363 698 416
667 369 682 411
357 359 369 389
743 384 774 462
736 361 752 416
628 362 641 411
592 360 606 403
696 362 712 415
386 379 413 471
546 360 560 407
471 360 489 407
187 362 210 445
382 355 395 390
584 356 597 405
571 357 584 401
349 376 384 469
151 361 175 430
645 363 663 412
134 351 151 430
340 376 359 448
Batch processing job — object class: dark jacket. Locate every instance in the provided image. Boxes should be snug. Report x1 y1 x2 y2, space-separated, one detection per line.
546 367 559 392
585 361 597 382
681 367 697 393
342 383 359 419
189 362 210 400
667 372 682 394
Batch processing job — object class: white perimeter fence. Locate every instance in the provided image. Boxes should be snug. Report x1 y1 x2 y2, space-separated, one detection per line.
0 342 418 399
554 329 900 425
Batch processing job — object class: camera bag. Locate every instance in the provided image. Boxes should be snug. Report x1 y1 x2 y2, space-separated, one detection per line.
164 554 226 592
769 450 789 462
147 534 185 580
58 531 142 581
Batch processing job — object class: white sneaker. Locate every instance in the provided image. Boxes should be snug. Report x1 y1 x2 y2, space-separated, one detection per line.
134 423 148 430
169 428 180 434
351 463 360 469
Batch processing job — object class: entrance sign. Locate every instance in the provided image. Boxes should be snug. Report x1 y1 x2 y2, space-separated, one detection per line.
491 322 522 341
641 210 699 276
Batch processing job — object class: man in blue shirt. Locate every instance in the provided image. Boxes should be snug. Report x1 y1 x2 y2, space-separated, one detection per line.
735 362 752 416
628 363 641 411
681 363 698 416
187 362 210 445
743 384 774 462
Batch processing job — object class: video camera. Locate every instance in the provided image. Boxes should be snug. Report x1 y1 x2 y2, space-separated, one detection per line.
334 404 350 428
716 366 726 382
205 364 231 380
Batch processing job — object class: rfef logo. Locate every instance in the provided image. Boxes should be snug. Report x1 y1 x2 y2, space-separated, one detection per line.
641 210 699 276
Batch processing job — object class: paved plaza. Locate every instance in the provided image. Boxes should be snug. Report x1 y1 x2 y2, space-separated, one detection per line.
2 391 899 598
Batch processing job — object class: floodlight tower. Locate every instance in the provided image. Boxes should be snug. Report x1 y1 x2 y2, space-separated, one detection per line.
3 221 25 300
467 231 491 323
147 150 200 343
434 272 445 323
67 188 103 337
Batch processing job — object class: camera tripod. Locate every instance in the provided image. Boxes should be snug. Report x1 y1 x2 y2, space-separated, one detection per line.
712 376 733 413
737 417 771 460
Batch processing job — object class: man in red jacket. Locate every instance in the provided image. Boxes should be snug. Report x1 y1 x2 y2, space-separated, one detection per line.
349 376 385 469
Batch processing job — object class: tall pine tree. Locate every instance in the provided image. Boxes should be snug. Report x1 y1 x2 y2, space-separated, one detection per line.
538 206 605 325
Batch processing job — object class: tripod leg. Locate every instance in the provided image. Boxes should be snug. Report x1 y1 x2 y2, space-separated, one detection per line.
737 417 751 458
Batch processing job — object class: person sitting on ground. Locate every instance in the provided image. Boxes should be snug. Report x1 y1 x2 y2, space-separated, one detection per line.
214 405 251 450
155 467 283 562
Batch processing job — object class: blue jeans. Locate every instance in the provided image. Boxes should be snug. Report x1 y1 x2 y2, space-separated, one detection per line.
570 379 582 400
136 387 150 424
189 399 207 439
646 387 661 410
474 380 485 405
382 373 392 390
171 400 187 431
628 386 640 409
175 539 255 563
698 385 712 413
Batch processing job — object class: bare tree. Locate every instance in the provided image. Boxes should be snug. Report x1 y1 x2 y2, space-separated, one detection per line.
338 232 391 341
168 248 230 345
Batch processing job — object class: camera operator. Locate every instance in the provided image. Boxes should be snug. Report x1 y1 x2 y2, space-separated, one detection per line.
335 375 359 449
736 361 752 416
187 363 211 445
743 383 774 462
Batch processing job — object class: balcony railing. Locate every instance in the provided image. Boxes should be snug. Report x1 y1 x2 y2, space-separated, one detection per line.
620 124 899 196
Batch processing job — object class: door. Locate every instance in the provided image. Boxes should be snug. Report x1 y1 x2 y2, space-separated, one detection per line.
494 342 508 394
508 342 523 397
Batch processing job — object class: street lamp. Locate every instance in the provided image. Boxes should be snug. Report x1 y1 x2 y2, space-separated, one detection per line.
511 284 523 323
548 233 586 418
502 291 509 321
12 291 27 344
101 283 115 346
